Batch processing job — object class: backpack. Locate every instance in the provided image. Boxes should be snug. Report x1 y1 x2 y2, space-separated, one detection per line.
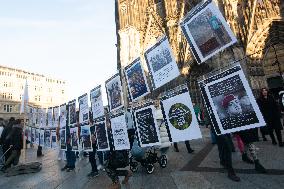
109 150 129 168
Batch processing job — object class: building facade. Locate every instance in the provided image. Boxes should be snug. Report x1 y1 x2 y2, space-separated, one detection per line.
0 65 67 120
115 0 283 104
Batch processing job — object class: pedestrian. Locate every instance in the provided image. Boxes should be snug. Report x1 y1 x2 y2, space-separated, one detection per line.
0 117 15 163
125 108 135 150
61 134 76 172
1 119 23 172
257 88 283 146
87 118 99 178
173 141 194 153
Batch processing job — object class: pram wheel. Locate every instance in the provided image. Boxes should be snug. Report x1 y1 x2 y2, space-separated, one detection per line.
146 163 154 174
130 162 138 172
159 155 167 168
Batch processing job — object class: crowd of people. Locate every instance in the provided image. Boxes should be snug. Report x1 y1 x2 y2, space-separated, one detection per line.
0 88 283 188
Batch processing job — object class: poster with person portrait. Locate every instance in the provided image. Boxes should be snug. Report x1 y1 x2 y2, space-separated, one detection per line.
90 86 105 120
60 104 67 129
47 107 53 128
180 0 237 64
160 85 202 142
81 124 92 151
198 65 266 135
60 129 66 150
144 36 180 90
94 117 110 151
70 127 79 151
53 106 59 128
110 111 130 150
133 102 161 147
105 73 124 111
78 93 89 124
51 129 58 149
124 58 150 101
44 129 51 148
68 100 77 126
35 128 39 145
39 129 44 146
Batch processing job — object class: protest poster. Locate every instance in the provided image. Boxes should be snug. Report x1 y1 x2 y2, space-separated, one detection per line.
81 123 92 151
39 129 44 146
31 127 35 144
40 108 47 127
90 86 105 119
133 102 161 147
44 129 51 148
51 129 58 149
78 93 89 124
124 58 150 101
93 117 110 151
144 36 180 90
60 129 66 150
47 107 53 128
60 104 67 129
28 106 33 126
53 106 59 128
198 65 265 135
110 111 130 150
35 128 39 145
70 127 79 151
105 73 124 111
68 100 77 126
180 0 237 64
160 85 202 142
33 108 38 125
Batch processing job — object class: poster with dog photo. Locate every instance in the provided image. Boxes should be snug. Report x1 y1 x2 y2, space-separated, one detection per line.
180 0 237 64
144 36 180 89
198 65 265 135
160 85 202 142
105 73 124 111
124 58 150 101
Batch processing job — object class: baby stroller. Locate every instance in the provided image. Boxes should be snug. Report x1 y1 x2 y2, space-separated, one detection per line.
129 139 168 174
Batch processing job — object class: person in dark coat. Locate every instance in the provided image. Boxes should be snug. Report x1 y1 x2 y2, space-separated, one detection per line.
257 88 283 146
0 117 15 163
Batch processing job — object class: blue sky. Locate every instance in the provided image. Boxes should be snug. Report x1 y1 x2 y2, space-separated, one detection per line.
0 0 117 105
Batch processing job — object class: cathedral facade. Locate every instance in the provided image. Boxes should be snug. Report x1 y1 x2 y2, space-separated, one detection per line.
115 0 284 104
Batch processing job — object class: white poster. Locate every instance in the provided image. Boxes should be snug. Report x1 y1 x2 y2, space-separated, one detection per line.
110 112 130 150
78 93 89 124
180 0 237 64
81 124 92 151
47 107 53 128
70 127 79 151
60 104 67 129
44 129 51 148
160 86 202 142
40 108 47 128
53 106 60 128
93 117 110 151
198 65 266 135
144 36 180 90
124 58 150 101
133 103 161 147
39 129 44 146
90 86 105 119
68 100 77 126
35 128 40 145
51 129 58 149
105 73 124 112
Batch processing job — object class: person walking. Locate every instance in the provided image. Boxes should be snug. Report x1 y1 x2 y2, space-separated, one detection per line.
257 88 283 146
0 117 15 163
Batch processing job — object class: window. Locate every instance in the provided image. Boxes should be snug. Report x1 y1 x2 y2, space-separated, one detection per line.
2 93 7 99
62 90 64 94
3 82 8 87
4 105 12 112
8 93 12 100
48 88 52 92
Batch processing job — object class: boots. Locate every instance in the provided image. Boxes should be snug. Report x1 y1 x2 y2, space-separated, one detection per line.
254 160 267 174
227 168 240 182
242 153 254 164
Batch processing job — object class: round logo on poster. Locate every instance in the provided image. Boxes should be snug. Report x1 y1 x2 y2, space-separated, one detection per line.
168 103 192 130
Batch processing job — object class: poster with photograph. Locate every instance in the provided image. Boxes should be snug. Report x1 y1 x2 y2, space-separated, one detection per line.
53 106 59 128
133 103 161 147
35 128 39 145
180 0 237 64
39 129 44 146
40 108 47 127
68 100 77 125
31 127 35 144
78 93 89 124
60 129 66 150
124 58 150 101
44 129 51 148
94 117 110 151
198 65 266 135
81 124 92 151
28 106 33 126
90 86 104 119
26 126 32 143
47 107 53 128
51 129 58 149
160 85 202 142
60 104 67 129
110 111 130 150
105 73 124 111
33 108 38 125
70 127 79 151
144 36 180 90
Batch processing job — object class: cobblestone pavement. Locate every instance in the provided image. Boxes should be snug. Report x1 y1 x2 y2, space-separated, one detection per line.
1 127 284 189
